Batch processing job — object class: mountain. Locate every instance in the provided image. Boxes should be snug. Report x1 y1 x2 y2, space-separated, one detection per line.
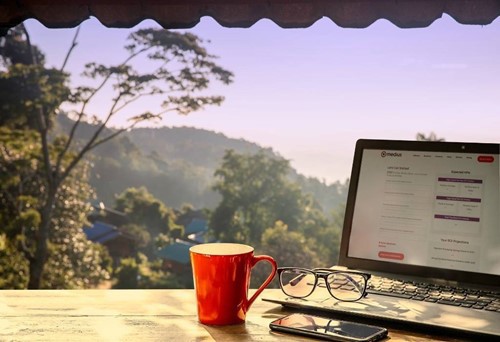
55 115 348 212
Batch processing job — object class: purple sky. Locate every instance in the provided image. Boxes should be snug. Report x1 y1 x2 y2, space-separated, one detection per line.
25 15 500 183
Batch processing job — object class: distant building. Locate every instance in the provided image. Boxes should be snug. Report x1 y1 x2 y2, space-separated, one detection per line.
88 201 129 227
175 209 206 227
156 239 195 273
157 215 216 272
184 218 210 243
83 221 136 266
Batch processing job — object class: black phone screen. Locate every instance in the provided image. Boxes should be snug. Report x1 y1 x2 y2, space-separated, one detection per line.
270 313 388 341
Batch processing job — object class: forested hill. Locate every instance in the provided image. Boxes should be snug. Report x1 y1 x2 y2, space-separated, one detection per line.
56 115 348 213
128 126 269 173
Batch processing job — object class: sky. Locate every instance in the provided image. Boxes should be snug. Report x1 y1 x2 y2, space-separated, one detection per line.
25 15 500 184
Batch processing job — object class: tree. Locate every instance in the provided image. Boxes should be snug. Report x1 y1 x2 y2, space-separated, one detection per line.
210 150 345 275
0 24 233 288
0 233 29 288
416 132 445 141
251 221 322 288
114 187 174 234
0 127 111 288
261 221 321 267
113 252 188 289
313 203 344 265
210 150 306 245
114 187 182 256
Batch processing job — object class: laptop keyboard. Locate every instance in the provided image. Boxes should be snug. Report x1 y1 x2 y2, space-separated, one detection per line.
367 276 500 312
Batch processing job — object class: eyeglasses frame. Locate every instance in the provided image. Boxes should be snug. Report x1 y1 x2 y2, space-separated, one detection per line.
277 267 371 302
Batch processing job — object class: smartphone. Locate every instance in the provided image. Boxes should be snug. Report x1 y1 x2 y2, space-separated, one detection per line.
269 313 388 342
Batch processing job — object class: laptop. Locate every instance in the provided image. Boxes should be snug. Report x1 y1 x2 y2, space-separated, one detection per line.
263 139 500 337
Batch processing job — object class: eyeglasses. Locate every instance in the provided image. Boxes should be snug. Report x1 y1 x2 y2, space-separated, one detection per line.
277 267 371 302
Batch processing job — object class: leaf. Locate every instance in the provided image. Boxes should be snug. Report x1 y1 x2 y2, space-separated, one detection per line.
127 112 161 123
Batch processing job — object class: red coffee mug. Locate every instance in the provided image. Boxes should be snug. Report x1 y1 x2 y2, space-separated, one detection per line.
190 243 277 325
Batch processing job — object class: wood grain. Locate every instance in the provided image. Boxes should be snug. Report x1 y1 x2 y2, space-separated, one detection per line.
0 289 464 341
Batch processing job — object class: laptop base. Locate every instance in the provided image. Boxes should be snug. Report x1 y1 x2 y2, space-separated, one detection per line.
262 289 500 338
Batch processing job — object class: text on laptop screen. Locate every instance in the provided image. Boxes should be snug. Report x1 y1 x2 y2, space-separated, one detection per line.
348 148 500 276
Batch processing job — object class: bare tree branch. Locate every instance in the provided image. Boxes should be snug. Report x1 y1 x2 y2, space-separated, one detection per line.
111 94 146 115
108 92 124 118
59 108 115 182
110 89 163 115
60 25 81 72
79 46 150 113
56 44 153 179
55 26 83 174
82 104 179 153
55 110 85 173
87 124 136 151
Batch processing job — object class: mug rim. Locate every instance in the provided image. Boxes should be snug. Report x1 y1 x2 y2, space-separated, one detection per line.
189 243 254 256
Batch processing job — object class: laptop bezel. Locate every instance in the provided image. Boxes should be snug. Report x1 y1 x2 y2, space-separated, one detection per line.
338 139 500 287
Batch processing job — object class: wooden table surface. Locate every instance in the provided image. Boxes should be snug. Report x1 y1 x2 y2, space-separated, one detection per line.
0 289 467 341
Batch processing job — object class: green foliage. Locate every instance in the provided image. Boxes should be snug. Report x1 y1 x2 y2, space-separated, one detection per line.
261 221 322 268
113 187 184 264
113 253 188 289
251 221 322 289
55 115 348 213
210 150 345 288
121 223 151 249
0 128 43 232
0 26 45 67
0 127 111 289
114 187 179 237
210 150 307 244
416 132 445 141
154 233 171 250
0 64 69 129
113 257 139 289
0 234 29 288
71 28 233 126
1 23 351 289
312 204 345 265
169 226 184 239
0 27 69 130
113 258 139 289
293 175 349 214
42 233 111 289
57 115 262 209
1 23 234 288
141 258 190 289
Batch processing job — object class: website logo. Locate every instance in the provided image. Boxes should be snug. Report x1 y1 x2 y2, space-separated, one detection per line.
381 151 402 158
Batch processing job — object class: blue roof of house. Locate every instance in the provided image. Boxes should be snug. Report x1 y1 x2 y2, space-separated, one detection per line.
83 221 121 243
184 218 208 235
188 231 206 243
156 240 195 264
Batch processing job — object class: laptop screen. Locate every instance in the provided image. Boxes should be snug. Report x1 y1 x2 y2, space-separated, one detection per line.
339 139 500 285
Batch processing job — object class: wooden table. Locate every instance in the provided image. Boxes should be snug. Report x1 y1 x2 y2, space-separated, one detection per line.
0 289 465 341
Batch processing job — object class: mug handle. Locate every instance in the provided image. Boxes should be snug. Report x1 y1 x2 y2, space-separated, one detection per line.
246 255 277 309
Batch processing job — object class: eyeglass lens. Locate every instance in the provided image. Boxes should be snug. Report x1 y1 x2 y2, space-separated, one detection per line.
326 272 366 301
280 269 316 298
